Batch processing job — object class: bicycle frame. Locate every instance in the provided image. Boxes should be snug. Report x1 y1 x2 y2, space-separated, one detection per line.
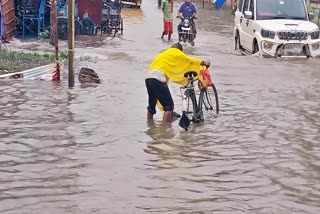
179 70 219 130
180 75 203 123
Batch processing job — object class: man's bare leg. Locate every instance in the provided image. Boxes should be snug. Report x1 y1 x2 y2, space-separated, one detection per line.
163 111 173 122
147 111 154 120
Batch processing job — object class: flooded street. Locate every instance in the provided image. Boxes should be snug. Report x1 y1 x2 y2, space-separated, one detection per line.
1 0 320 213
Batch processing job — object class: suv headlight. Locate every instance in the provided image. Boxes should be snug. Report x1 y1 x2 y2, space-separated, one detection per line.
261 29 276 39
310 30 320 40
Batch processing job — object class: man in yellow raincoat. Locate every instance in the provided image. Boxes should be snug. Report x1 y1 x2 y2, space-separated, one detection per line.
145 43 210 122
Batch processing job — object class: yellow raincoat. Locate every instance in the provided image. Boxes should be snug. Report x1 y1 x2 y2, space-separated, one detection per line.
147 47 202 111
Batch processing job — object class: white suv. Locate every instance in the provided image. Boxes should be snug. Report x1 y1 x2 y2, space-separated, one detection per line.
234 0 320 58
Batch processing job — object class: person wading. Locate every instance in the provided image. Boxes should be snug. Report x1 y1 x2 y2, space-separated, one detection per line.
145 43 210 123
161 0 173 41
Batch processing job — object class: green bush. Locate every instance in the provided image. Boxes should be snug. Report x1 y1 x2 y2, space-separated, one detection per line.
38 30 50 39
0 50 68 62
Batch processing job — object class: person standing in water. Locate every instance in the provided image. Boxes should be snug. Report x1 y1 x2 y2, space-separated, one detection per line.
145 43 210 122
161 0 173 41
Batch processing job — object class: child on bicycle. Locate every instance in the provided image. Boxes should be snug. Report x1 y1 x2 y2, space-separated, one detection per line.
145 43 210 122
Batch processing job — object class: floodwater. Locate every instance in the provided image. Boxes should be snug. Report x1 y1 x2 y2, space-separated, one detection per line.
1 1 320 213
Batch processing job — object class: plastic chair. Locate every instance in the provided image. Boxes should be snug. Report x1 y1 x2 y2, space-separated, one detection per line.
22 0 46 38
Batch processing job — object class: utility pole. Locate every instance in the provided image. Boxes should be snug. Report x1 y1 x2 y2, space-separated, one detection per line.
68 0 75 88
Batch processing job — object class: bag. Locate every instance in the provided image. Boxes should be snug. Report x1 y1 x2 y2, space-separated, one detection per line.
198 67 213 90
179 111 190 131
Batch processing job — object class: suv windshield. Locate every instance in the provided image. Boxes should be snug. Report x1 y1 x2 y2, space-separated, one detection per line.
256 0 307 20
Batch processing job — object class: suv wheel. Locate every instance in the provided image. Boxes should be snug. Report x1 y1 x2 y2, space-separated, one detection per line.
253 40 259 54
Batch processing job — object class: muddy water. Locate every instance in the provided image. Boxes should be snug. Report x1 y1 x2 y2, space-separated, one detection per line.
1 1 320 213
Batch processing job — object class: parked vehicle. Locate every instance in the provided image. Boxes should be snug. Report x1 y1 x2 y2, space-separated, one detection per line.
122 0 142 8
234 0 320 58
101 0 124 37
56 0 82 40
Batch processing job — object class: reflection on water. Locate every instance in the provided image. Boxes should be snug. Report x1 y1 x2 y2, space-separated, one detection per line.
122 8 145 22
1 0 320 213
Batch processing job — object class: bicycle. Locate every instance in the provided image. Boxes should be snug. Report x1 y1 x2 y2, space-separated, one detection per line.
179 69 219 131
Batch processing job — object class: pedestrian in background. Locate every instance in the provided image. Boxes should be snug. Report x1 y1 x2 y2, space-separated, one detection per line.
161 0 173 41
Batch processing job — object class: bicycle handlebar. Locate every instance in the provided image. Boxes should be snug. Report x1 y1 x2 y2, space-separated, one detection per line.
182 76 198 89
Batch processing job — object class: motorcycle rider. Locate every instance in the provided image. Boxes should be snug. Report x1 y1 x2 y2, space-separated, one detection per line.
177 0 197 45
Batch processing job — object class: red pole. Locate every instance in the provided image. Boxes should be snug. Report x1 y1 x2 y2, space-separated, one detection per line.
50 0 60 81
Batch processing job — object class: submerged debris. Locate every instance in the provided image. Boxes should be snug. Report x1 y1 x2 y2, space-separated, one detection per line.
78 67 101 84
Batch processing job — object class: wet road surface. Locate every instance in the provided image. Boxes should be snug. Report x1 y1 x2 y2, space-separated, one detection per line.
1 0 320 213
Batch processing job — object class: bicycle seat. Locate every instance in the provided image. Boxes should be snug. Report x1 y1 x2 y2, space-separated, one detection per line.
184 71 198 79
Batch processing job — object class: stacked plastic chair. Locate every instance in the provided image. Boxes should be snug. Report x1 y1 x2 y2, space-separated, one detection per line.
22 0 46 38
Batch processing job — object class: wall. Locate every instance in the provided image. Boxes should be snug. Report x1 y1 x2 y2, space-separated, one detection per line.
78 0 102 25
1 0 16 40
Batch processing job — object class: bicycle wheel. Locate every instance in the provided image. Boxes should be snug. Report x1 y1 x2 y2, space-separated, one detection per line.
25 19 37 36
184 89 200 123
199 84 219 118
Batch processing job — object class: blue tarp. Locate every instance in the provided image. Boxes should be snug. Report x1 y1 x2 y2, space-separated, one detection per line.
0 1 5 39
215 0 226 9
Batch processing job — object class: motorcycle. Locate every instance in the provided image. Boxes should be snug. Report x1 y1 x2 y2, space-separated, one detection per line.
177 15 197 46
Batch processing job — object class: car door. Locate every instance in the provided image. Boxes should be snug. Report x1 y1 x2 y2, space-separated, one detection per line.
244 0 255 52
239 0 252 51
